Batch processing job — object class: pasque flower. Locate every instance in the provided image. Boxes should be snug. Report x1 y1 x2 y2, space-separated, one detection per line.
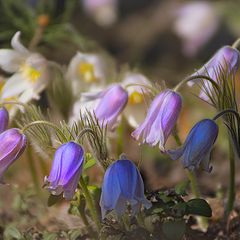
100 157 151 218
122 72 152 128
168 119 218 172
44 142 85 200
0 107 9 133
132 89 182 150
0 31 48 104
95 84 128 129
0 128 27 183
190 46 240 100
173 1 219 57
66 52 112 95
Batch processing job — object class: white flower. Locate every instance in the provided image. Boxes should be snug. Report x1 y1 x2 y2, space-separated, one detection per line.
82 0 118 26
0 31 48 104
66 52 112 95
122 73 152 128
173 2 219 57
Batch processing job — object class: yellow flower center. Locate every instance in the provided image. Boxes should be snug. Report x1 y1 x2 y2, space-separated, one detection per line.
20 64 41 83
78 62 97 83
0 81 4 93
129 91 144 105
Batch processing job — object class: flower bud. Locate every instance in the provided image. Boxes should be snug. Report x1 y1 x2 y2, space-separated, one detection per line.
132 89 182 150
0 107 9 133
0 128 27 183
45 142 85 200
95 85 128 129
190 46 240 100
100 157 151 218
168 119 218 172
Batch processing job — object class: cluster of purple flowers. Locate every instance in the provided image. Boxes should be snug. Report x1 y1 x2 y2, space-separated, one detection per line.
0 44 239 219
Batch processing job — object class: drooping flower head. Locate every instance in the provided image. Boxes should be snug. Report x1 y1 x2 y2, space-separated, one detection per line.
100 157 151 218
132 89 182 151
0 128 27 183
44 142 85 200
190 46 240 101
168 119 218 172
122 72 152 128
0 32 48 105
0 107 9 134
95 84 128 129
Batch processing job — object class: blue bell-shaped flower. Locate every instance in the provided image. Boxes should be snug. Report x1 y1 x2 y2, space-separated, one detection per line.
168 119 218 172
100 156 151 218
45 141 85 200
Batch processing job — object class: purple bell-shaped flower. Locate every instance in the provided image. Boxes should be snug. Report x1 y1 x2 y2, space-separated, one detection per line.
100 157 151 218
0 107 9 134
132 89 182 150
190 46 240 100
95 84 128 129
0 128 27 183
45 141 85 200
168 119 218 172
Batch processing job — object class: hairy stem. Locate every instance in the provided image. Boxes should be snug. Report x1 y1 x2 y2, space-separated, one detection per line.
79 177 101 231
225 137 236 217
21 120 67 142
174 75 219 92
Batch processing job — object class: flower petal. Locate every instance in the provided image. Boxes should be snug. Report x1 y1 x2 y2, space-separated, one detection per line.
0 50 24 73
1 73 31 99
11 31 29 54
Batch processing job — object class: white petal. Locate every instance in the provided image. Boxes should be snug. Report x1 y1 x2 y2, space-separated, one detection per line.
0 50 24 73
1 73 31 99
122 73 152 95
11 31 29 54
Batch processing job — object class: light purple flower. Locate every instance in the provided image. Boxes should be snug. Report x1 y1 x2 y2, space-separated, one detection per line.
190 46 240 101
95 84 128 129
131 89 182 150
168 119 218 172
45 142 84 200
0 128 27 183
0 107 9 134
100 157 151 218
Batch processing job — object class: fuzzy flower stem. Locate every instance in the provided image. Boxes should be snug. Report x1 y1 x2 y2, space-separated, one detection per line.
21 120 67 142
213 109 239 216
173 75 219 92
212 109 240 122
232 38 240 50
225 138 235 217
75 128 96 142
79 176 101 231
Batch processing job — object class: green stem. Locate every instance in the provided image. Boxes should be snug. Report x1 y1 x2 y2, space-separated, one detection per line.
26 146 40 194
117 120 125 157
225 137 235 217
79 177 101 231
78 208 96 238
21 120 67 142
173 75 219 92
